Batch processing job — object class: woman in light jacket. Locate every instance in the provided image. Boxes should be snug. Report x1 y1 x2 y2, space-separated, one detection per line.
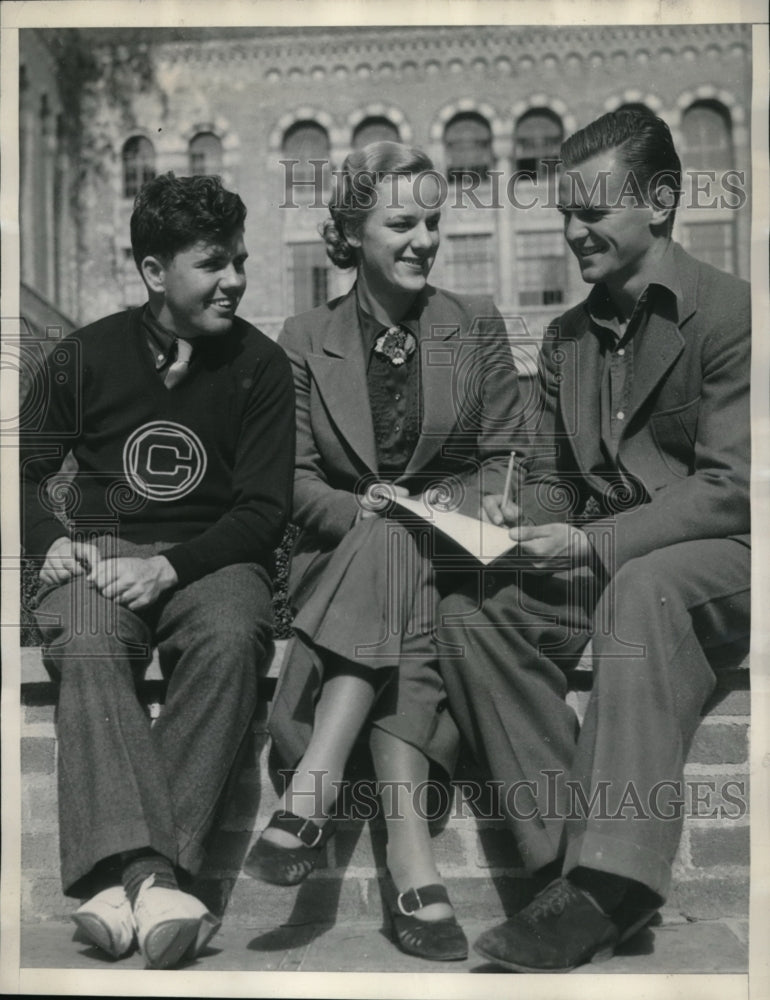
245 141 525 960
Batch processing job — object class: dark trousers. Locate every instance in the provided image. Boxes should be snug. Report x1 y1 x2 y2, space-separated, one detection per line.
35 540 273 897
437 538 750 905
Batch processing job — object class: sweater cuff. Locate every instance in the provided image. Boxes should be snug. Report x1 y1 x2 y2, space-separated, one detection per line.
161 544 201 589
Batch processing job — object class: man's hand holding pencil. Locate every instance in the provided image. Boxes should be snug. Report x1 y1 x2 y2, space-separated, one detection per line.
482 451 593 572
482 450 523 527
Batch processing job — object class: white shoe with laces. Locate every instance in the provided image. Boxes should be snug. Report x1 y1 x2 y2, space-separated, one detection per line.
131 874 219 969
71 886 135 959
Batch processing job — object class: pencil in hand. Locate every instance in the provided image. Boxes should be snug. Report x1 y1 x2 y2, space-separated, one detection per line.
502 450 517 507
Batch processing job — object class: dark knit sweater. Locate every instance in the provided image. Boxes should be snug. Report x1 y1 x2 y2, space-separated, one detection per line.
21 307 295 587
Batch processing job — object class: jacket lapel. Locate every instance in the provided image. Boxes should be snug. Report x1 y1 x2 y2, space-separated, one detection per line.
306 290 378 472
626 244 697 421
626 309 684 420
557 309 604 475
405 295 461 475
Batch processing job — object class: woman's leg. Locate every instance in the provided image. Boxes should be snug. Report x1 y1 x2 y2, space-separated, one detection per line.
370 727 453 921
262 661 376 848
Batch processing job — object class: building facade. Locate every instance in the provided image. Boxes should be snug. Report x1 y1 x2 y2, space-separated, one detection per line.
20 23 752 351
18 30 81 341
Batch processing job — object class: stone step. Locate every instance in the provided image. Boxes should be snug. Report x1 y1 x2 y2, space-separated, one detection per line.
19 640 750 925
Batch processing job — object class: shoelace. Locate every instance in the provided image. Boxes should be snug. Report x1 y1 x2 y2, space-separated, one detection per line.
134 872 156 904
522 880 579 923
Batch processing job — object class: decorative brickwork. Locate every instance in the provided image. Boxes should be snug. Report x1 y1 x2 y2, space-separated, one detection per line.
20 23 752 332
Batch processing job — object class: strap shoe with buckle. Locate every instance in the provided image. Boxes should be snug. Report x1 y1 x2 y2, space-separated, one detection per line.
382 871 468 962
243 810 334 886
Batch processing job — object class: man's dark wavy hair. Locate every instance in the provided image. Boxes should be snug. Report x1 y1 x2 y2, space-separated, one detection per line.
561 108 681 223
130 172 247 268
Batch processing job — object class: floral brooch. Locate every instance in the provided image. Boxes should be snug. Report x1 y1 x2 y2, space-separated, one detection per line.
373 326 417 366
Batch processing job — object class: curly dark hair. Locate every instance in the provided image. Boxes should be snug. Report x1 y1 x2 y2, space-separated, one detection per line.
130 171 247 268
321 141 435 269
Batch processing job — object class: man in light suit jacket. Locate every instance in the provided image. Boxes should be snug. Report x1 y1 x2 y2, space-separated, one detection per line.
437 108 751 972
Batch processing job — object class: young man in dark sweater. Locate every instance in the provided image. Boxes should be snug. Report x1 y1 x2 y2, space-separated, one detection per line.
21 173 295 969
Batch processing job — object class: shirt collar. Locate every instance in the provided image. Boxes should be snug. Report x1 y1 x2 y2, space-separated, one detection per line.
355 285 421 348
142 304 179 370
586 241 684 334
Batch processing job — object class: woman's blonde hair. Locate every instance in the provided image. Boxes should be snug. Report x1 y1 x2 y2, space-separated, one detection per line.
321 140 435 269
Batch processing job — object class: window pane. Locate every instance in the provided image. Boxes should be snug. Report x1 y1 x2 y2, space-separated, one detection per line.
445 113 492 181
681 221 735 273
122 136 156 198
353 117 400 148
516 230 566 307
682 102 733 172
444 234 495 295
283 122 330 166
283 121 330 197
290 243 329 313
189 132 223 176
515 110 563 178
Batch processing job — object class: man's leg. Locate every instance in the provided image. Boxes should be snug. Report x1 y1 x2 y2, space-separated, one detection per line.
438 566 594 871
35 574 207 967
114 560 272 968
152 561 273 877
474 538 750 972
36 555 272 967
35 575 173 896
564 537 751 903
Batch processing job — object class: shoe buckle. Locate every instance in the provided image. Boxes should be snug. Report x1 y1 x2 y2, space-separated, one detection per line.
296 818 323 848
397 888 422 915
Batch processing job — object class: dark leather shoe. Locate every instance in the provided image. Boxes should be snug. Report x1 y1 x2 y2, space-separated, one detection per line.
474 877 619 973
382 873 468 962
613 895 659 946
243 811 334 886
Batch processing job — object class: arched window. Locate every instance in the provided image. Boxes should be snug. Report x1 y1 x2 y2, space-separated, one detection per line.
283 121 330 174
444 113 493 182
352 116 400 149
514 109 563 179
682 101 733 172
188 131 223 176
282 121 330 199
122 136 156 198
